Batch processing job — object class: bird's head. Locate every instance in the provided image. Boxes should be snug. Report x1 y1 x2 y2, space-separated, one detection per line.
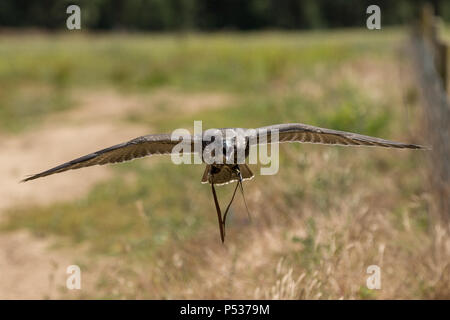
222 137 236 163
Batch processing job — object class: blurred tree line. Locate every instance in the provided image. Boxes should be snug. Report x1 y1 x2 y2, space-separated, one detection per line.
0 0 448 30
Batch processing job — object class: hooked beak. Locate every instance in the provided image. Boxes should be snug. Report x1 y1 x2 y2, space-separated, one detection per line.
223 141 234 163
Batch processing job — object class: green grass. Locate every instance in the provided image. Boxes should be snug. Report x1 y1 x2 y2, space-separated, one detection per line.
4 162 209 257
0 84 72 133
0 30 398 91
1 29 439 299
0 29 400 133
1 29 404 256
126 81 393 138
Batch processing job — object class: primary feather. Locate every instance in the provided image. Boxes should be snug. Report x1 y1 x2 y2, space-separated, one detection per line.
22 123 426 182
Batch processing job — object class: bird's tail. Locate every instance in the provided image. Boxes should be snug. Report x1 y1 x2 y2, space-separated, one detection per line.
239 164 254 182
201 164 254 185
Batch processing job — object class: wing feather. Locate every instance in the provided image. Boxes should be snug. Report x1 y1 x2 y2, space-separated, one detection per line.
251 123 426 149
23 122 427 183
22 134 195 182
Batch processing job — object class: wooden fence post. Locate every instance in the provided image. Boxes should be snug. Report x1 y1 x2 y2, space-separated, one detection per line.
420 4 449 94
413 4 450 220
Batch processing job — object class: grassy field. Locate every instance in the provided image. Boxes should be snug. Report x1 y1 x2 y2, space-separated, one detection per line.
0 29 448 299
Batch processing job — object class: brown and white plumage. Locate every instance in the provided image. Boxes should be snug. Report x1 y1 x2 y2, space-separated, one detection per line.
22 134 196 182
252 123 424 149
22 123 425 182
22 122 426 243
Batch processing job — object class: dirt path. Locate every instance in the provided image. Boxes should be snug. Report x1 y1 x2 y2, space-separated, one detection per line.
0 231 79 299
0 123 146 212
0 88 232 212
0 88 232 299
0 91 149 299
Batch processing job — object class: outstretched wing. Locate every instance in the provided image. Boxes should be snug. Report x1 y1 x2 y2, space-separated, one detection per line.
22 134 196 182
249 123 426 149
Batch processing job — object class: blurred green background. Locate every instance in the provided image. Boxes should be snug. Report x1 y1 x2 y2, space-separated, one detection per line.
1 0 449 30
0 1 448 300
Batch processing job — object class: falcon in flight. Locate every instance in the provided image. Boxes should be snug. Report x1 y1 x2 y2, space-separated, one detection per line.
23 123 425 242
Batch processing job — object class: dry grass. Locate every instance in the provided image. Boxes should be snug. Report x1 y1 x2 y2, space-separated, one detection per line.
0 30 449 299
109 150 448 300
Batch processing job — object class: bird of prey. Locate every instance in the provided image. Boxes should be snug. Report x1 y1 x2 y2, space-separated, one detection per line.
22 123 426 242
